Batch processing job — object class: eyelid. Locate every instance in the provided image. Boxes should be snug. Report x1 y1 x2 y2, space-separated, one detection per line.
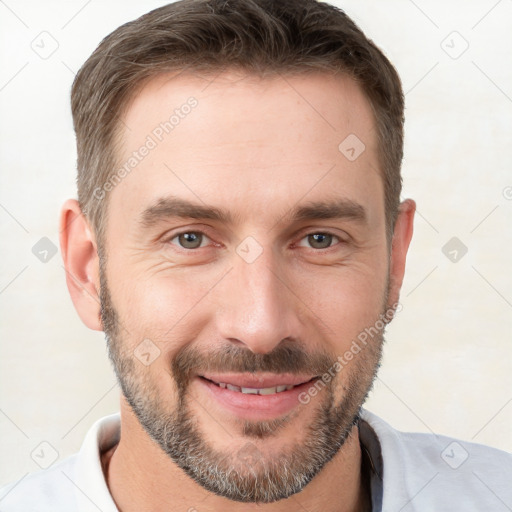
295 230 345 249
175 232 210 247
161 226 350 251
162 227 215 249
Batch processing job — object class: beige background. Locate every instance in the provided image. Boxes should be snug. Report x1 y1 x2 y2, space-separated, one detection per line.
1 0 511 487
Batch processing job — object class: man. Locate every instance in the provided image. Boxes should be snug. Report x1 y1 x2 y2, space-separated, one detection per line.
1 0 510 510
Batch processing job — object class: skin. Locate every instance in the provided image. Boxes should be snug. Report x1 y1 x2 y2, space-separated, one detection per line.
60 71 415 512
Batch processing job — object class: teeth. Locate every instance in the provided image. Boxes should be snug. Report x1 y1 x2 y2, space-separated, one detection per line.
217 382 296 395
258 387 277 395
241 387 259 394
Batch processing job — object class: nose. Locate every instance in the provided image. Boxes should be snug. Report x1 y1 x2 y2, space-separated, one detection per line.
215 245 302 354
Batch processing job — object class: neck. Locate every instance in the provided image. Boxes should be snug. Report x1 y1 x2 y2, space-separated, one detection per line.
104 399 370 512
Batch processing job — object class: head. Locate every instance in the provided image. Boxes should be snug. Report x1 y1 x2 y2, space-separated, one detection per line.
60 0 415 504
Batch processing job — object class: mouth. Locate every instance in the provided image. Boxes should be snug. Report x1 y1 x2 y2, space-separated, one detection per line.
196 373 320 420
199 372 317 392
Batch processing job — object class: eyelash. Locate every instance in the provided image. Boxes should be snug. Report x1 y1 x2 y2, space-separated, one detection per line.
165 230 345 251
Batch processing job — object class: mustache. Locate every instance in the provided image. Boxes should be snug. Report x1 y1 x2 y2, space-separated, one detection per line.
171 340 336 391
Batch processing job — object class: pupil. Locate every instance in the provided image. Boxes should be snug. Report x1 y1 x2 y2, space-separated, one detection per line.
180 232 201 248
310 233 331 249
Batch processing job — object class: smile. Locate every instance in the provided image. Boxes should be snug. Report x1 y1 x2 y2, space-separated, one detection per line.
197 373 319 417
207 379 296 395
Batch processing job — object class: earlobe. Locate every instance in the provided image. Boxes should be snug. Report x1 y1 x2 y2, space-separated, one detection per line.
388 199 416 307
59 199 103 331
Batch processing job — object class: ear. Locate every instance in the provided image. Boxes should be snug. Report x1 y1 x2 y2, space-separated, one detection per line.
59 199 102 331
387 199 415 308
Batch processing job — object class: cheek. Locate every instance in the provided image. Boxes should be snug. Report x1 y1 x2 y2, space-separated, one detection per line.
293 260 388 350
109 264 221 348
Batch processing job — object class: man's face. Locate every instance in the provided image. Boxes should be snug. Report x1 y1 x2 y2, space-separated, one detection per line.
100 71 391 502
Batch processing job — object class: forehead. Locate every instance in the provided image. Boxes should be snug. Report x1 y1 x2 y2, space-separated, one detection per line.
108 70 382 229
120 70 377 154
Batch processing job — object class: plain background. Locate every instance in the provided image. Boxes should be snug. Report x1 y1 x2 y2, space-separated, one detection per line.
1 0 511 487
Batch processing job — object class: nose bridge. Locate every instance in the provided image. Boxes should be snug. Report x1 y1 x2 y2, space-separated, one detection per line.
216 244 299 354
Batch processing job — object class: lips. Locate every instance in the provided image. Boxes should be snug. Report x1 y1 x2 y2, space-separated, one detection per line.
199 373 317 396
196 373 320 420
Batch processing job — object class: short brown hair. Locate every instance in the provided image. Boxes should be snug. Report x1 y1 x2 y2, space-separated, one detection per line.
71 0 404 244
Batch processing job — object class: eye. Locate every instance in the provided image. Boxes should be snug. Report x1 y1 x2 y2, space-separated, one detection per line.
169 231 211 249
298 232 341 250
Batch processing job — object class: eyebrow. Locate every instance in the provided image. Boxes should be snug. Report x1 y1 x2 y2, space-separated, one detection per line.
140 196 234 227
139 195 367 228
